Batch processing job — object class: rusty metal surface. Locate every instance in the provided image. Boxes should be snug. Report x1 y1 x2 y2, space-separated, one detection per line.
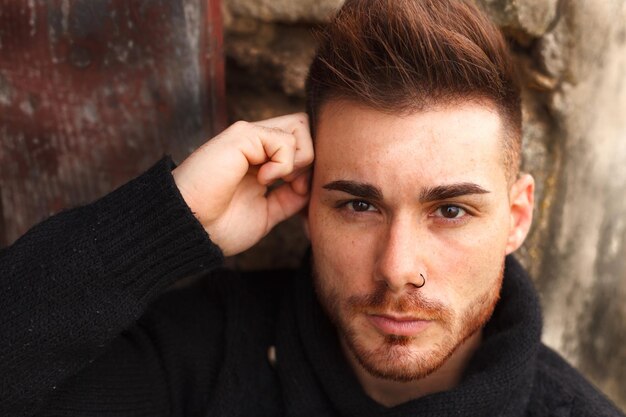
0 0 225 246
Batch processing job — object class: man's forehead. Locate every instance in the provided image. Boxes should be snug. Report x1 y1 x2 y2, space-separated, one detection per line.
315 100 503 150
312 100 508 194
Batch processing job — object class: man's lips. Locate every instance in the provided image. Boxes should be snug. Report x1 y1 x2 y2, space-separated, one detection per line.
367 313 432 337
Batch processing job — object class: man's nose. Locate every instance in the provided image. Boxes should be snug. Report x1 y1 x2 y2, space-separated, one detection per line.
375 220 427 293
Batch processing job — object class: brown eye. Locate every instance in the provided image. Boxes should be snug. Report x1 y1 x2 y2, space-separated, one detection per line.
438 205 464 219
348 200 375 212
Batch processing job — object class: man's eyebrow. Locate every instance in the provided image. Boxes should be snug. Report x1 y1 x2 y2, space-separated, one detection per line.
419 183 490 202
322 180 383 201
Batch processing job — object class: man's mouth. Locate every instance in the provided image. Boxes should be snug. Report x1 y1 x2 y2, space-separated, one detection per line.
366 313 432 337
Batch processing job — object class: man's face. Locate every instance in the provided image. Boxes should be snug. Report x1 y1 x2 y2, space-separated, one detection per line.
307 100 522 381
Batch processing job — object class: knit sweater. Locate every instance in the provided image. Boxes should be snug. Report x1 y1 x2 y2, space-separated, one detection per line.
0 158 623 417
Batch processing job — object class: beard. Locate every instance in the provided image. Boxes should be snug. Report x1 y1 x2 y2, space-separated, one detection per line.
313 261 504 382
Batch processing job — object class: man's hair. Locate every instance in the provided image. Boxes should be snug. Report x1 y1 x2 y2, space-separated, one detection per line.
305 0 522 181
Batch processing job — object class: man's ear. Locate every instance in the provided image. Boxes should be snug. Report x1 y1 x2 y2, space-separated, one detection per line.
505 174 535 255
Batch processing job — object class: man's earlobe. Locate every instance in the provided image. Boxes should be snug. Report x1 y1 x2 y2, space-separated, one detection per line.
505 174 535 255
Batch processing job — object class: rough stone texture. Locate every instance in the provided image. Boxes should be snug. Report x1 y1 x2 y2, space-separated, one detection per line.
225 0 343 23
227 20 316 97
526 0 626 408
477 0 560 37
223 0 626 409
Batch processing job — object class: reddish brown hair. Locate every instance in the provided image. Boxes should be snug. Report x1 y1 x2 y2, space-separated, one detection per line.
306 0 522 180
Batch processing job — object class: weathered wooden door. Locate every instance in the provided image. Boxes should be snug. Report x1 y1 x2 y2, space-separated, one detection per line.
0 0 225 246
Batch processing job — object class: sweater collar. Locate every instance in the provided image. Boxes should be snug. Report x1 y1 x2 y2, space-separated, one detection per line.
275 255 542 417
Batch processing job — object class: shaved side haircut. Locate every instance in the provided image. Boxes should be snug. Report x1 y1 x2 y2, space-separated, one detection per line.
306 0 522 182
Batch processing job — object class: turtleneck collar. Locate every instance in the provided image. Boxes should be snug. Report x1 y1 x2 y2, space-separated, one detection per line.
275 255 542 417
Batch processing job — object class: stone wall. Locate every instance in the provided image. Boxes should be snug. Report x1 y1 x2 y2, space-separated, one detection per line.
222 0 626 410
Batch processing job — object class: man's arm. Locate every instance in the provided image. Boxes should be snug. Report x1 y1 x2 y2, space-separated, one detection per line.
0 113 313 416
0 158 224 416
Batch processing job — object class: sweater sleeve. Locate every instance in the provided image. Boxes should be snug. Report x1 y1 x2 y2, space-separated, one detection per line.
0 157 225 417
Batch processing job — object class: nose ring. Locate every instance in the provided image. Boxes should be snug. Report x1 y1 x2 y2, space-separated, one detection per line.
416 273 426 288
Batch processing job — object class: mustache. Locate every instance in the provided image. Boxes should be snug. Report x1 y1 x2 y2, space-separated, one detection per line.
347 282 453 322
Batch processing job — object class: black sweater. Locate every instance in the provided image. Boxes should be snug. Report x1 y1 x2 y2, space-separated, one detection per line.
0 158 623 417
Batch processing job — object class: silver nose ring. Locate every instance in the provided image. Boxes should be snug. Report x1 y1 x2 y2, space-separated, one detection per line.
416 273 426 288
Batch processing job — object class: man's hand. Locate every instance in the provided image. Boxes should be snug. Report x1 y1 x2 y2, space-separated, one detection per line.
172 113 313 256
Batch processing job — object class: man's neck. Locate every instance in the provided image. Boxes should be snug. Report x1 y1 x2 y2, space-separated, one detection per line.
342 331 483 407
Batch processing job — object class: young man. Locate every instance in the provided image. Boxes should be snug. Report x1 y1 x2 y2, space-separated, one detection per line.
1 0 623 416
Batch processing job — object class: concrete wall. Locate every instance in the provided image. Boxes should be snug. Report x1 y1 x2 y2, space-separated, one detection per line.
223 0 626 410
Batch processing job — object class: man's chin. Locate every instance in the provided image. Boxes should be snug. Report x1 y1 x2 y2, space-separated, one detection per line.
343 333 455 382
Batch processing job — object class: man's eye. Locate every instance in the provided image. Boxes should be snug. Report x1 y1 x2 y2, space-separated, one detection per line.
435 205 466 219
347 200 376 212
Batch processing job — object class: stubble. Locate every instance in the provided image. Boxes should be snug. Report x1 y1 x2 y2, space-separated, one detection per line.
313 260 505 382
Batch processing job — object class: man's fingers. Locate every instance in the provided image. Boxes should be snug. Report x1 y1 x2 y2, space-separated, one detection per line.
256 127 296 184
255 113 314 170
232 114 313 186
289 169 311 196
231 122 295 184
265 180 310 231
293 124 314 170
282 166 311 187
254 112 309 132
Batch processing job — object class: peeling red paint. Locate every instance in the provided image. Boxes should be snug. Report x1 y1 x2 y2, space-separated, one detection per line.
0 0 225 246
